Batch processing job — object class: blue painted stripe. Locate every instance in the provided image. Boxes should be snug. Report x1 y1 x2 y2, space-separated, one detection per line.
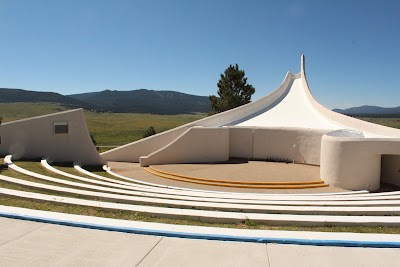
0 211 399 248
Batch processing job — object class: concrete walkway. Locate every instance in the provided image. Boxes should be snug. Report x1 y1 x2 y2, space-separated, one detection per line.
1 217 399 267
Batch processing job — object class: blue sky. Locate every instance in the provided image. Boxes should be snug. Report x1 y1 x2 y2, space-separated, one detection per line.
0 0 399 109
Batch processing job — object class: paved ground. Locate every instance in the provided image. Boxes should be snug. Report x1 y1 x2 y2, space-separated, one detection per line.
108 160 347 194
153 160 321 183
0 217 399 267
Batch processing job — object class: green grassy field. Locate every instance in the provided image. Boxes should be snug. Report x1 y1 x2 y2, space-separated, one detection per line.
84 111 205 146
0 103 206 146
355 117 400 129
1 103 400 148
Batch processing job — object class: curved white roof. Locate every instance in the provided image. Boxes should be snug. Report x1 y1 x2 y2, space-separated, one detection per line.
235 76 344 130
221 55 400 138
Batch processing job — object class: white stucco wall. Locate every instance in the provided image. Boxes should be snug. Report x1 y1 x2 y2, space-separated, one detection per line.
321 133 400 191
228 127 254 159
0 109 105 166
140 127 229 167
252 127 327 165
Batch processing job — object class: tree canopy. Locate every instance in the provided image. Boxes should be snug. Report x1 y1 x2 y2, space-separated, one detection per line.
209 64 255 113
143 126 156 138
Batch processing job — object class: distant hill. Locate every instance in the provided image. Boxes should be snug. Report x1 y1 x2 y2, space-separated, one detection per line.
68 89 211 114
333 105 400 117
0 88 97 109
0 88 211 114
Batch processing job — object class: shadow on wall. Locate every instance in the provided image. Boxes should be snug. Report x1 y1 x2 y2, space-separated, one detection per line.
0 109 104 166
381 155 400 187
139 126 328 167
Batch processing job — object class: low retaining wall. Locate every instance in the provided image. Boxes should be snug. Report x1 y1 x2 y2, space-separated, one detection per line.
252 128 327 165
228 126 327 164
140 126 328 167
321 133 400 191
140 127 230 167
228 127 254 158
0 109 104 166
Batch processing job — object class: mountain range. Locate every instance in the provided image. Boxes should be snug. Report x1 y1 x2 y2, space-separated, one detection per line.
0 88 211 115
333 105 400 117
0 87 398 116
0 88 95 109
68 89 211 114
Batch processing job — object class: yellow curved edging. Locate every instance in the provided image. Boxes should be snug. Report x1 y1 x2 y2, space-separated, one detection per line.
144 168 329 189
149 166 324 186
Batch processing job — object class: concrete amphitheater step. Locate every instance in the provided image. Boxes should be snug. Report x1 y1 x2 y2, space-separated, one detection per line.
3 173 400 216
40 158 376 201
0 186 400 227
143 167 329 189
6 157 400 204
1 205 400 249
147 166 325 185
8 160 400 206
45 158 342 200
45 161 400 202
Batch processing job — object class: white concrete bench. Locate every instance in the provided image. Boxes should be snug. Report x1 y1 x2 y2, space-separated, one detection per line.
0 185 400 227
6 156 400 205
3 164 400 210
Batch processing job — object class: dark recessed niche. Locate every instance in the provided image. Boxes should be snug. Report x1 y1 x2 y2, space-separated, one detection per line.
54 122 69 134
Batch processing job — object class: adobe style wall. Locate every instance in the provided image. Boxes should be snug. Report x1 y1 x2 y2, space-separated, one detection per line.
0 109 105 166
140 126 327 167
140 127 229 166
252 127 327 165
321 133 400 191
228 126 327 164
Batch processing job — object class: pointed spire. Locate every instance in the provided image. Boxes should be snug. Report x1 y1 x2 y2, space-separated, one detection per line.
301 54 305 75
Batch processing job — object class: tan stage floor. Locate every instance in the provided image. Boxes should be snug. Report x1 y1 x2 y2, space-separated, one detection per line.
107 159 348 194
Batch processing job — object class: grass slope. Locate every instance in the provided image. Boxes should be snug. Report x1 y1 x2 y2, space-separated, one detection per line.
0 103 206 146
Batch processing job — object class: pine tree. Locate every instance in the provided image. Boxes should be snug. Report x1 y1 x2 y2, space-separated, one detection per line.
143 126 156 138
209 64 255 113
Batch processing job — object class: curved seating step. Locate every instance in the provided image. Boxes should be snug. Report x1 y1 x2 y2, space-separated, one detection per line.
3 173 400 215
8 160 400 204
40 158 376 201
1 186 400 227
5 156 400 204
82 164 400 200
2 205 400 249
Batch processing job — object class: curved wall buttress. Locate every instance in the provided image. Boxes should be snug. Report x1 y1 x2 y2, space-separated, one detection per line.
0 109 105 165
